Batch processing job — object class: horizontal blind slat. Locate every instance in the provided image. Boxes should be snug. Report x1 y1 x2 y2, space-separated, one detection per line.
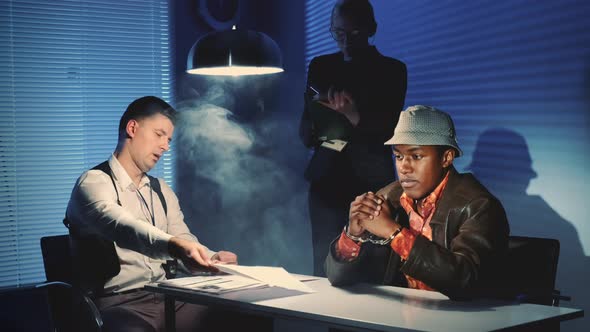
0 0 172 287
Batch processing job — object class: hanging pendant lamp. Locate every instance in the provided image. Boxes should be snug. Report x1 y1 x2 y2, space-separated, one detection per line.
187 26 283 76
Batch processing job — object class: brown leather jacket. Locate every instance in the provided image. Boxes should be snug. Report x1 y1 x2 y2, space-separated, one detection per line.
325 167 510 300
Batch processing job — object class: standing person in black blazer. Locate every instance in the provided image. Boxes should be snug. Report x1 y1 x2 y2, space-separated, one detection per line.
299 0 407 276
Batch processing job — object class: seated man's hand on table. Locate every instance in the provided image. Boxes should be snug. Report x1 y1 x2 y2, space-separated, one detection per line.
168 237 215 272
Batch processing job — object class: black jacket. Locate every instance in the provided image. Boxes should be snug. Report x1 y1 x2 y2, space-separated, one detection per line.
299 47 407 190
325 167 510 300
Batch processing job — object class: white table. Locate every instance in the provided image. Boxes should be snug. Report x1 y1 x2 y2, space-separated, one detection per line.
145 277 583 332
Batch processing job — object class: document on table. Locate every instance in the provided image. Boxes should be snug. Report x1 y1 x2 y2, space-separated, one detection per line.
158 265 317 295
213 264 316 293
158 274 266 295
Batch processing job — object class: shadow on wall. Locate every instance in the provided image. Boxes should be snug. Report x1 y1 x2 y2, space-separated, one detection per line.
468 128 589 317
174 76 312 275
586 61 590 141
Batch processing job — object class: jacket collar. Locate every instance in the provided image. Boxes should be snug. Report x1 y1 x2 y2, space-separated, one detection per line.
429 166 461 226
340 45 380 63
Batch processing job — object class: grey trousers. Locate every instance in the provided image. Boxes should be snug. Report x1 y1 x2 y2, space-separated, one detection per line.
95 289 273 332
95 290 208 332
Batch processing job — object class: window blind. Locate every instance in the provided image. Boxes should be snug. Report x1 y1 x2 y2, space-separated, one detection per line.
0 0 172 287
304 1 338 72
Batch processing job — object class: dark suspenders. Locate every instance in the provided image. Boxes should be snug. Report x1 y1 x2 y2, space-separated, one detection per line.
63 160 173 296
64 160 168 229
91 160 168 215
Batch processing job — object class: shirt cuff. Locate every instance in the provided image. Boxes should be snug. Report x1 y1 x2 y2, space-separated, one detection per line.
390 228 418 260
335 230 362 261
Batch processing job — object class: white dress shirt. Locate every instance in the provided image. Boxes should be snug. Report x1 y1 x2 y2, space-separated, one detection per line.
67 154 212 293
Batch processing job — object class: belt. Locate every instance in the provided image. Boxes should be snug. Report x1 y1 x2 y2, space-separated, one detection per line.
98 287 144 298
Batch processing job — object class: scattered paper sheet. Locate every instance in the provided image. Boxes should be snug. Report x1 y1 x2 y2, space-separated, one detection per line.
291 273 322 282
158 275 266 294
159 265 317 295
213 264 316 293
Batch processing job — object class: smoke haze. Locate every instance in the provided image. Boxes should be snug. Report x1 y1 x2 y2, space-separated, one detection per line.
175 77 312 274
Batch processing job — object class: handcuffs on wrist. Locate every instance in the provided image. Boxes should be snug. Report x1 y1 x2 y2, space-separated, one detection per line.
344 225 402 245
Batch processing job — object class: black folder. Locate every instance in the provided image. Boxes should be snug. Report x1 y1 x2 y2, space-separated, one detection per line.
308 100 353 141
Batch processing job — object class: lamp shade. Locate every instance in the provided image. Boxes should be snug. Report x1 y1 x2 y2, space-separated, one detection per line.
187 28 283 76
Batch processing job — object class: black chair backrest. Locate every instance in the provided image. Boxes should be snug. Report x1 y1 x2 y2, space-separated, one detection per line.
40 234 104 332
504 235 560 305
68 230 120 296
40 235 74 284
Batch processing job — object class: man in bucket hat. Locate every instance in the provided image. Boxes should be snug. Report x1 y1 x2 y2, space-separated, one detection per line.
325 105 509 300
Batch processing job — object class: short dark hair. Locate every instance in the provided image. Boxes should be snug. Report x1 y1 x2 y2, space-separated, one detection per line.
118 96 176 140
331 0 377 36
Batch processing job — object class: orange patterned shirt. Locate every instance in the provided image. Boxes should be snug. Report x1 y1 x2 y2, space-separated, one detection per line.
336 171 450 291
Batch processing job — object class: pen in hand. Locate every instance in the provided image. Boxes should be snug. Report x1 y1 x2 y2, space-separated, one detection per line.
309 85 329 102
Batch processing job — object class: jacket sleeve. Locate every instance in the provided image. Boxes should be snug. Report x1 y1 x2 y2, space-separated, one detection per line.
299 58 319 148
326 182 404 287
325 237 364 286
400 197 509 299
326 237 392 287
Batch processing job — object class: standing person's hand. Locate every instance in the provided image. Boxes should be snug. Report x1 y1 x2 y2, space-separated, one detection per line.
168 237 215 272
317 86 360 126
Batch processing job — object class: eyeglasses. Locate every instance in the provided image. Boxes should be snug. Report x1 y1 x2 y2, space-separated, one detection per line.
329 28 363 41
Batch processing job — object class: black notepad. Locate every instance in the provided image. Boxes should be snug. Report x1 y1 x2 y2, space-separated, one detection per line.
308 100 353 141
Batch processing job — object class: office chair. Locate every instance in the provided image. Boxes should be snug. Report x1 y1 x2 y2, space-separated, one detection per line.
40 234 103 332
41 233 178 331
503 235 570 306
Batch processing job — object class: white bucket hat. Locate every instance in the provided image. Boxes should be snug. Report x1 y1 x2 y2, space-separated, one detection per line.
384 105 463 156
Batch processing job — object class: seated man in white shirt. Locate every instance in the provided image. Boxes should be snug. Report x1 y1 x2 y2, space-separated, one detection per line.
66 96 269 331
